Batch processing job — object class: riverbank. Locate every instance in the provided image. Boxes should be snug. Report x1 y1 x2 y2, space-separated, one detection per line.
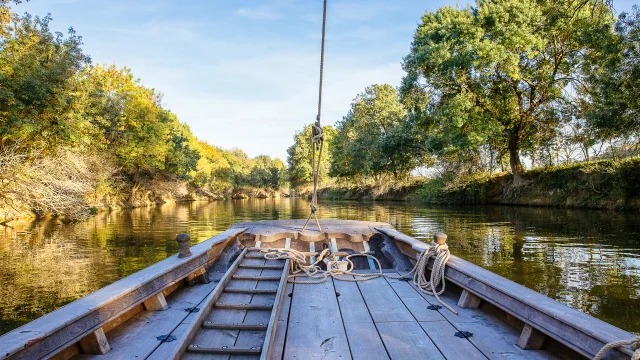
303 157 640 211
0 179 287 225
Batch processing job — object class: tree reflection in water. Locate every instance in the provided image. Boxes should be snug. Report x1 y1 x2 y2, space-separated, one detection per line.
1 199 638 335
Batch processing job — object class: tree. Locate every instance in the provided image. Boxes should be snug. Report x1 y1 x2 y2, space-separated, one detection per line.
402 0 614 178
584 5 640 139
287 124 336 188
83 65 171 176
0 11 90 150
330 84 412 179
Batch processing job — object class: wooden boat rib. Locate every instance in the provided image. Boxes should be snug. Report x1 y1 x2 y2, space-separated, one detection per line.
0 219 635 360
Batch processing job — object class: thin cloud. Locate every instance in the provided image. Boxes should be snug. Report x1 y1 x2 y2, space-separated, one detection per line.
234 7 281 20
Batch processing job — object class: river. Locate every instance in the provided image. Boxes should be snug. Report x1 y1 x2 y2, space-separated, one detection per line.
1 198 639 336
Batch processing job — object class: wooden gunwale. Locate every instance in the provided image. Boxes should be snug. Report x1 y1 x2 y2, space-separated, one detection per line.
0 227 246 360
376 227 635 360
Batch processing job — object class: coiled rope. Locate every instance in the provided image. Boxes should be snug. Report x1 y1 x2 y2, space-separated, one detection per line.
593 337 640 360
262 241 458 314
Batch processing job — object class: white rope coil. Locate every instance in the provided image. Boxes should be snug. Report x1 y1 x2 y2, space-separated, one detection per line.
261 242 458 314
593 337 640 360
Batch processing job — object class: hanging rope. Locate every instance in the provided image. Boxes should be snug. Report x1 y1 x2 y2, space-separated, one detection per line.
593 337 640 360
261 240 458 314
301 0 327 234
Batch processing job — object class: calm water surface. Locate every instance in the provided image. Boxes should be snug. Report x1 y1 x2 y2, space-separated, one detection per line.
1 199 639 335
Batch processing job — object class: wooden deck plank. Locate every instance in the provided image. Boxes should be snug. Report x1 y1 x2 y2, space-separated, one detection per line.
284 278 351 360
333 277 389 360
376 322 444 360
344 322 390 360
385 276 447 322
419 321 487 360
74 278 218 359
356 277 414 322
270 283 293 360
407 283 557 360
333 276 372 323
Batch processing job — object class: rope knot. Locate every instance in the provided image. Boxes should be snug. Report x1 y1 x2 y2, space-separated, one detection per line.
312 124 324 143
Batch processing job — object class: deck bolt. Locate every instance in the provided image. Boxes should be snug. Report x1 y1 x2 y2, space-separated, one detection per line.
222 346 228 349
192 345 198 348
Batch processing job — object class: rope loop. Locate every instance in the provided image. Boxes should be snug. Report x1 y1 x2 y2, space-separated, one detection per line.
260 240 458 314
593 337 640 360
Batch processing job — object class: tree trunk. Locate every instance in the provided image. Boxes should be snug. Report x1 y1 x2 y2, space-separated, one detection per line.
508 135 525 182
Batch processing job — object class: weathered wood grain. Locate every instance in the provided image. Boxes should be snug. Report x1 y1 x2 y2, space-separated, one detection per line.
269 282 293 360
376 227 635 359
384 276 446 322
458 289 482 309
517 324 546 350
419 321 487 360
77 276 219 359
357 276 414 322
333 276 389 360
77 329 109 355
333 276 372 324
143 292 169 311
259 259 290 360
376 322 444 360
344 322 390 360
284 277 351 359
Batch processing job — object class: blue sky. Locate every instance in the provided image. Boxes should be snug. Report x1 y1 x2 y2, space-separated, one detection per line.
11 0 639 160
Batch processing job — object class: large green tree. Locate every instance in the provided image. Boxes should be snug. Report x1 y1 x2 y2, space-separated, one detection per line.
331 84 421 179
584 5 640 138
287 124 336 188
0 10 90 150
402 0 614 177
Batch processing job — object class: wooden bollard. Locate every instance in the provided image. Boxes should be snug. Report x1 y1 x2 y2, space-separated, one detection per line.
176 234 192 258
434 232 447 245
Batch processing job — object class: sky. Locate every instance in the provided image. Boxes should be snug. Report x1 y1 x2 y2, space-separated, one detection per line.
11 0 639 160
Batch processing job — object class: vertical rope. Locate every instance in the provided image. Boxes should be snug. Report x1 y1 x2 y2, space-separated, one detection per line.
317 0 327 122
301 0 327 234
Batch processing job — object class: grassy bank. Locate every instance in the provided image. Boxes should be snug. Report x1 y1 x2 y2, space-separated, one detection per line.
301 157 640 211
419 157 640 210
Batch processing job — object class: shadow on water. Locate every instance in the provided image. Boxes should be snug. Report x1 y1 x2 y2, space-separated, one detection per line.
0 198 638 335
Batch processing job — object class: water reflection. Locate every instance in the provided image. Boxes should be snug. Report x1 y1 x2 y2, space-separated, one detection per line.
0 199 638 335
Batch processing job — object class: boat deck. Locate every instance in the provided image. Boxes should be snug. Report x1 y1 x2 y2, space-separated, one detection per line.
174 269 558 360
270 273 558 360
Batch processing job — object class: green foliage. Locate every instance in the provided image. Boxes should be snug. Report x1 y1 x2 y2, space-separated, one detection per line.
0 12 90 150
402 0 615 175
287 124 336 187
0 6 287 219
584 6 640 138
330 84 425 180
